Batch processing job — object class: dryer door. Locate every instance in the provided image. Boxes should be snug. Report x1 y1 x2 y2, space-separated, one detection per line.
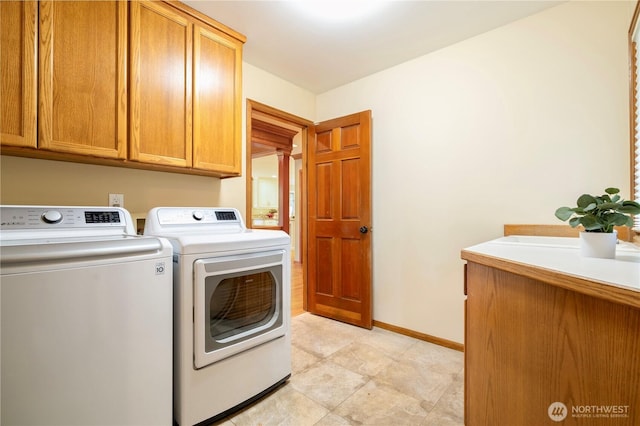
193 249 287 368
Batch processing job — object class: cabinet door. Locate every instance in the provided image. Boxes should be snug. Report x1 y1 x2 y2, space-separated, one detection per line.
1 1 37 148
192 24 242 174
38 1 127 159
129 1 192 168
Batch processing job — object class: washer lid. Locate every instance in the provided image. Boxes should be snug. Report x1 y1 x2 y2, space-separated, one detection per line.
1 234 170 266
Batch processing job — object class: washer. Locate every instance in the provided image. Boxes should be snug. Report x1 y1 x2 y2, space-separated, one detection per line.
0 205 173 426
144 207 291 426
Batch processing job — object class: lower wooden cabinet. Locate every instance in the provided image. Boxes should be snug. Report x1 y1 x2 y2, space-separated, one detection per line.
464 262 640 425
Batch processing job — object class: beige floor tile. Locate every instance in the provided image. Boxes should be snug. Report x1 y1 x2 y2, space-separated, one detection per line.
422 373 464 425
333 380 430 425
290 360 368 410
313 413 352 425
291 317 355 359
356 327 418 360
295 313 372 344
328 341 395 377
402 340 464 375
212 420 234 426
226 383 329 426
213 313 465 425
292 344 321 374
374 363 455 411
372 341 462 411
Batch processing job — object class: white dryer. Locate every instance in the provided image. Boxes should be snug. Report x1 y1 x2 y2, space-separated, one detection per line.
144 207 291 426
0 205 173 425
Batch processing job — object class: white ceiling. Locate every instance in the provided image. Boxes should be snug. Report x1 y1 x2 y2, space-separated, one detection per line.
184 1 563 94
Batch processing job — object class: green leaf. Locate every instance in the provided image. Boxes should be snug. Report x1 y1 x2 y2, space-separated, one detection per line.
610 213 633 227
577 194 596 208
555 207 574 221
611 195 620 203
569 217 582 228
583 203 597 212
597 202 620 211
605 187 619 195
620 200 640 215
580 215 602 231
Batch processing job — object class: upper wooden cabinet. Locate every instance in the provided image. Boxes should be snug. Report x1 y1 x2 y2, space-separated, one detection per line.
1 1 37 148
0 0 244 177
38 1 127 159
130 0 243 175
129 1 192 168
192 23 242 174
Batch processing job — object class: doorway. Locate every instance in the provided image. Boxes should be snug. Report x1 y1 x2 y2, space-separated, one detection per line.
245 100 312 259
246 101 373 328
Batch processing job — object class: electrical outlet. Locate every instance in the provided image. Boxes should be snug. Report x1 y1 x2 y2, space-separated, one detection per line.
109 193 124 207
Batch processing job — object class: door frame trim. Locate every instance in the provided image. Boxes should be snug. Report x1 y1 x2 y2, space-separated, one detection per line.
245 99 313 308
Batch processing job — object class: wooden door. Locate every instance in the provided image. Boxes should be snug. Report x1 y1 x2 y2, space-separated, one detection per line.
129 0 192 167
1 0 37 148
192 23 242 174
38 1 127 158
306 110 372 329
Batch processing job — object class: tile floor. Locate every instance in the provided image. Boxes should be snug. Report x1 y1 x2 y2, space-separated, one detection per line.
214 313 464 425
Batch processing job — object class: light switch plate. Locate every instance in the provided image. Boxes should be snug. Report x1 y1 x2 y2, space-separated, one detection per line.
109 193 124 207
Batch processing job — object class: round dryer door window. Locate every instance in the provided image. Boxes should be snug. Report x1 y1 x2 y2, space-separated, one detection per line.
209 271 276 342
193 250 287 368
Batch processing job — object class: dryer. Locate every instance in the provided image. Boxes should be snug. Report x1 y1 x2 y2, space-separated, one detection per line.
144 207 291 426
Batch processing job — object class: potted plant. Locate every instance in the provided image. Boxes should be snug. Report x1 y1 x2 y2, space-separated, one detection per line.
555 187 640 258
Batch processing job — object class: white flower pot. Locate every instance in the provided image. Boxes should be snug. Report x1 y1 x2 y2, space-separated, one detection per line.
579 231 617 259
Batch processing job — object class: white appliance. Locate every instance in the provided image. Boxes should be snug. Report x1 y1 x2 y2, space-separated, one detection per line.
0 205 173 426
144 207 291 426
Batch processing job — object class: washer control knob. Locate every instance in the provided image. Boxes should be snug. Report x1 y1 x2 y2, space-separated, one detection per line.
42 210 63 224
192 211 204 221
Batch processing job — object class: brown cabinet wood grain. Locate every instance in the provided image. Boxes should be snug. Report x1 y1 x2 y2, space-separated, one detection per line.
38 1 127 159
129 0 192 167
192 23 242 174
1 0 244 177
130 1 243 174
1 1 37 148
463 261 640 425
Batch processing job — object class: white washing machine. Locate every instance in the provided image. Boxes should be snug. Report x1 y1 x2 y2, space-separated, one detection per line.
0 205 173 426
144 207 291 426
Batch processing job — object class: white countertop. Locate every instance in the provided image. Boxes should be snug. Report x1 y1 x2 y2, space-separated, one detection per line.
463 236 640 293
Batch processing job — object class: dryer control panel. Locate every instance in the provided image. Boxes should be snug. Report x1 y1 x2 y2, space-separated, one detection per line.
144 207 245 235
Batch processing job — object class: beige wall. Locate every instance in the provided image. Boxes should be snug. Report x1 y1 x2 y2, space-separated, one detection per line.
0 156 222 216
316 0 634 344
